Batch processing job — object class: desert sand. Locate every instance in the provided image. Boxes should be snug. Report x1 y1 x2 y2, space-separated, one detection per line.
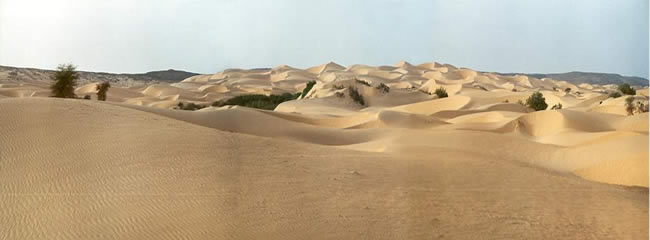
0 61 648 239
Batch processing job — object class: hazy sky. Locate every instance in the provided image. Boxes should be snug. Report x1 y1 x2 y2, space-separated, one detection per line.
1 0 648 78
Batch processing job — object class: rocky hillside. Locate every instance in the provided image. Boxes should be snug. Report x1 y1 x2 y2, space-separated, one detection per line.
0 65 199 87
498 71 648 87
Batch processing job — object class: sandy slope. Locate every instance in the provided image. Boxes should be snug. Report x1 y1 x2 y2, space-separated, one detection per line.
0 61 648 239
0 98 647 239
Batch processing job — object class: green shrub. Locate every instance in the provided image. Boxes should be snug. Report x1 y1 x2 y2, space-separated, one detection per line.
609 92 622 98
551 103 562 110
50 64 79 98
618 83 636 95
212 92 300 110
525 91 548 111
96 82 111 101
434 87 448 98
376 83 390 93
300 81 317 98
348 87 365 106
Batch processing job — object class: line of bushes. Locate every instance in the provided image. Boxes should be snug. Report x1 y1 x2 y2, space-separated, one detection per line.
211 92 301 110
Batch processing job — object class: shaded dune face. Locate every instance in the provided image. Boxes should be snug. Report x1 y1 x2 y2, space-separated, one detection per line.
0 61 648 239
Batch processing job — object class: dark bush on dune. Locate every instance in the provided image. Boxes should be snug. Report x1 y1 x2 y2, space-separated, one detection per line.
348 87 365 106
434 87 448 98
376 83 390 93
355 79 371 87
525 91 548 111
176 102 206 111
212 92 300 110
551 103 563 110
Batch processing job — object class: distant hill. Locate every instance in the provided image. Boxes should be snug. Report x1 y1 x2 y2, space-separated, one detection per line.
499 71 649 87
0 65 200 86
121 69 200 82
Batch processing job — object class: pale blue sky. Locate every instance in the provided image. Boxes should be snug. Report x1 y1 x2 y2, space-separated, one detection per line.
1 0 648 78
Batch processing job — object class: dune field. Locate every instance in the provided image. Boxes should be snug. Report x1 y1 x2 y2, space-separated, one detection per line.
0 61 648 239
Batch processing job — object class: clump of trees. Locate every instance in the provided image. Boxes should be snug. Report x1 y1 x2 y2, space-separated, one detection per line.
96 82 111 101
434 87 448 98
525 91 548 111
50 64 79 98
212 92 300 110
618 83 636 95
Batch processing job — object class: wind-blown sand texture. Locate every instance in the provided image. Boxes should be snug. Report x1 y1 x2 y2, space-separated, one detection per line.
0 61 648 239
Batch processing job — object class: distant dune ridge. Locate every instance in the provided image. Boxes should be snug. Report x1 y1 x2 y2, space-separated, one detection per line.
0 61 648 239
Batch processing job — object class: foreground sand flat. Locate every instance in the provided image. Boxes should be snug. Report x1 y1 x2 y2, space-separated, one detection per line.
0 98 647 239
0 61 648 239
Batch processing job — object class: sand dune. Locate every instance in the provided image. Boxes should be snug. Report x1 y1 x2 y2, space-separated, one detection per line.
0 61 648 239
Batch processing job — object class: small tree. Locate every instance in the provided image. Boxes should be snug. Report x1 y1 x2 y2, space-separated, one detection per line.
625 97 635 116
434 87 448 98
50 64 79 98
618 83 636 95
96 82 111 101
525 91 548 111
